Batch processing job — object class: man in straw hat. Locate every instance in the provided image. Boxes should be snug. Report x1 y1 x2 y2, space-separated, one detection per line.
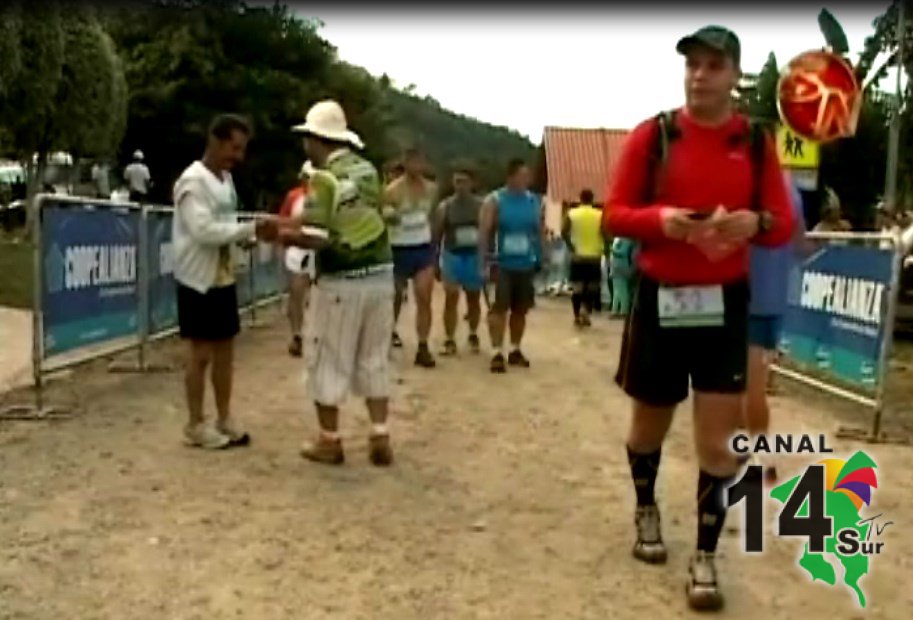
279 99 396 467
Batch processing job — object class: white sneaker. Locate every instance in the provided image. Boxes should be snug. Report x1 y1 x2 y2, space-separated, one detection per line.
216 418 251 446
183 422 231 450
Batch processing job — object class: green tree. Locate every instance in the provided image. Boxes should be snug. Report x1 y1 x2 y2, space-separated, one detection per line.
856 0 912 210
0 1 127 229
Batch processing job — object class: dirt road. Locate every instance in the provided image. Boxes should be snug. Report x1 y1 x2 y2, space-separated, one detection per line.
0 308 31 394
0 296 911 619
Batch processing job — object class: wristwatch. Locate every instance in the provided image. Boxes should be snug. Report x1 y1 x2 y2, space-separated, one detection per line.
756 210 774 235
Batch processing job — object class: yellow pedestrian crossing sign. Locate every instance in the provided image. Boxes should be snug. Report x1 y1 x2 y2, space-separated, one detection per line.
776 124 819 169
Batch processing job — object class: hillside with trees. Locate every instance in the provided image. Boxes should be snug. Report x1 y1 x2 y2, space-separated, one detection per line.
99 0 534 210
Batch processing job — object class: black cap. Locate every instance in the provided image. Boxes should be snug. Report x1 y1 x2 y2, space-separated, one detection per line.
676 25 741 68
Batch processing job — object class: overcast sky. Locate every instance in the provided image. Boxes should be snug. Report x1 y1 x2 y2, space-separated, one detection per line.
291 4 893 142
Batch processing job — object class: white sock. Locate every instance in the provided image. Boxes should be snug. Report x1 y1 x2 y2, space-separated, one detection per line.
371 423 389 436
319 429 340 441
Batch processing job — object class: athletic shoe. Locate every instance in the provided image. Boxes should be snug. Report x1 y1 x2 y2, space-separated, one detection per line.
507 350 530 368
440 339 458 357
415 344 436 368
300 435 345 465
183 422 231 450
686 551 725 612
368 433 393 466
391 332 403 348
581 314 592 327
574 315 583 328
633 505 668 564
467 333 481 354
490 353 507 374
216 418 251 447
288 335 303 358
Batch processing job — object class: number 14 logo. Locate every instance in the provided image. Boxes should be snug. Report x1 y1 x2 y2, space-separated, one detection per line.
728 465 832 552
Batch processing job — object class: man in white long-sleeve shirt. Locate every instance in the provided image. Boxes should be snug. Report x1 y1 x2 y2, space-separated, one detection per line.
172 114 279 449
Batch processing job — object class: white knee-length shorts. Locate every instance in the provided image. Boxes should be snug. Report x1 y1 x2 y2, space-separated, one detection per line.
305 272 394 406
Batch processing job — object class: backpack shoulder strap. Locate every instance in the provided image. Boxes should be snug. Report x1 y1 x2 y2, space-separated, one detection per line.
748 121 767 212
644 109 679 204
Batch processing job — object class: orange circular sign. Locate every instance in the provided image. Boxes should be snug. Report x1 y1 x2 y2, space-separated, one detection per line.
777 50 861 144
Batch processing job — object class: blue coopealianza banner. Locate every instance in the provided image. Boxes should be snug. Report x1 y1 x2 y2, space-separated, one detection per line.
778 243 895 395
41 200 140 357
39 200 288 361
147 210 178 335
253 241 282 300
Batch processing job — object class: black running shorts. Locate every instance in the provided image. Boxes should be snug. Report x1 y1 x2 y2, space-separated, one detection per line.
177 283 241 342
615 275 749 407
569 258 602 290
492 268 536 313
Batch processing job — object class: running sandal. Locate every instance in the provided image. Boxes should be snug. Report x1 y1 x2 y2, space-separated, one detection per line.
490 353 507 374
467 333 481 354
440 339 458 357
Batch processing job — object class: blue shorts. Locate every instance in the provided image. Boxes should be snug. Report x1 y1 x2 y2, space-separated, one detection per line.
748 315 783 351
392 244 436 280
441 250 483 291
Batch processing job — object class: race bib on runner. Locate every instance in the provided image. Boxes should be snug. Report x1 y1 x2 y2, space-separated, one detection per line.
454 225 478 247
400 210 428 230
501 233 530 256
657 285 724 328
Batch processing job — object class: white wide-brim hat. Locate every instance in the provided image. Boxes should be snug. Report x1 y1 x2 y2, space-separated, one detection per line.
292 100 364 149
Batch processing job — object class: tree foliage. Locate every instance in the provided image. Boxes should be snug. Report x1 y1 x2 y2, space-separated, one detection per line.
0 1 126 159
102 0 536 210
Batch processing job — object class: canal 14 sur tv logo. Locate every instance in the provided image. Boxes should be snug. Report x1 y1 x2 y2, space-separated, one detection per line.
728 434 890 609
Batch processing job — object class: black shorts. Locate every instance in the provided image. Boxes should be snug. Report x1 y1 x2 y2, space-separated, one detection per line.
615 276 749 407
492 268 536 313
177 283 241 341
569 258 602 289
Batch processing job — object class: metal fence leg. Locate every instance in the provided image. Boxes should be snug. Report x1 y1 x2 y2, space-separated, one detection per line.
1 195 70 421
108 205 170 374
246 244 268 329
835 239 909 445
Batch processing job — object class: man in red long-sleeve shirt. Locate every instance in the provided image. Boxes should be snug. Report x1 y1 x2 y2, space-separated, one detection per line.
603 25 794 612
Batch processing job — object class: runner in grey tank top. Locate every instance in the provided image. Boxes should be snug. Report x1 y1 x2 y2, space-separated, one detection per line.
433 164 484 356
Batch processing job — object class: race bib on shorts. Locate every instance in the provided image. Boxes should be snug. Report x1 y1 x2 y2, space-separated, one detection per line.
657 285 724 328
501 233 530 256
454 225 479 247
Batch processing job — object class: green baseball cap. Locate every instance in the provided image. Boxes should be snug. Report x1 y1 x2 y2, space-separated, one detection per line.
676 25 741 68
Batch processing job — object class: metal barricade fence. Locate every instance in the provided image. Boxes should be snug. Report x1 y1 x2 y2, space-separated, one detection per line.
0 194 288 419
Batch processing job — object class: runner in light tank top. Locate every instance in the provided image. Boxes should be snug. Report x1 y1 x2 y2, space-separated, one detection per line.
383 148 438 368
478 158 545 374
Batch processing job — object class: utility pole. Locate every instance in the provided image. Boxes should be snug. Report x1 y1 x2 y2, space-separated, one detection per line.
886 0 906 215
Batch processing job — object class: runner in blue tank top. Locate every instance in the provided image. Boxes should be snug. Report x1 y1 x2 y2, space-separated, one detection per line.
478 158 545 373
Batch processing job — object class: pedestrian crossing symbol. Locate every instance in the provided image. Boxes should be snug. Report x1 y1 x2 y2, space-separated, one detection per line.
777 124 819 169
